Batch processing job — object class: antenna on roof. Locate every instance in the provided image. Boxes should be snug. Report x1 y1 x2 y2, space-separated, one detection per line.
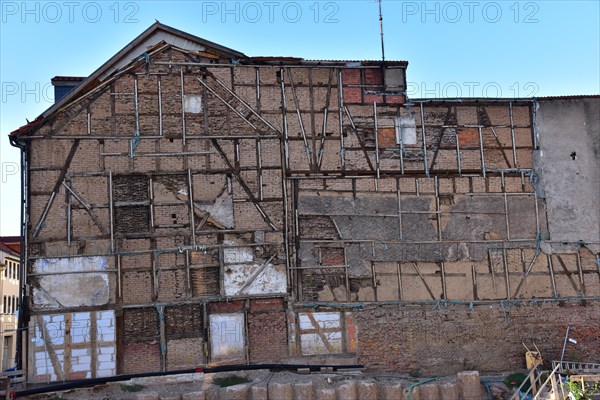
378 0 385 64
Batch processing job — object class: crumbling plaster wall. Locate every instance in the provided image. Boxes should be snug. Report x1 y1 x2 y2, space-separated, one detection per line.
20 42 600 379
535 98 600 253
31 257 112 308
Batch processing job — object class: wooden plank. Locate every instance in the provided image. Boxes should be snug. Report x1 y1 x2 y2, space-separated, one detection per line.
308 69 318 169
0 376 9 399
338 69 345 169
90 312 98 379
397 262 403 302
0 370 24 377
187 169 196 245
109 171 114 253
158 306 166 372
63 313 72 380
300 327 344 334
570 375 600 382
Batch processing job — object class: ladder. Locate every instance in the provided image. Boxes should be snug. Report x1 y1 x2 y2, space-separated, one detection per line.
510 364 565 400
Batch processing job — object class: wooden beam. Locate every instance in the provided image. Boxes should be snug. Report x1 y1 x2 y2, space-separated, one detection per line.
62 182 108 235
32 139 80 238
304 312 335 353
317 69 334 170
411 262 436 300
555 254 582 295
90 312 97 379
210 138 277 230
63 313 72 380
36 316 64 381
238 255 276 295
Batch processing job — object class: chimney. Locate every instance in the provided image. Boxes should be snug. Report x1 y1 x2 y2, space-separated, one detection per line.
51 76 85 103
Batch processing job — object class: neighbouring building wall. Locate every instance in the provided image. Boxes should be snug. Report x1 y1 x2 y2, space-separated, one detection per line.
535 98 600 254
13 38 599 381
0 249 20 371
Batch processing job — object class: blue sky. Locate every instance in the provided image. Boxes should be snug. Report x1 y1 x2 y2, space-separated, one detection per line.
1 0 599 235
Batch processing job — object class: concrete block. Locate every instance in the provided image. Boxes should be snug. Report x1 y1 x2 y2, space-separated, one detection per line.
457 371 482 400
293 382 314 400
336 382 357 400
160 396 182 400
418 383 440 400
268 382 293 400
136 394 159 400
221 384 249 400
380 382 403 400
315 387 336 400
181 391 206 400
205 387 221 400
440 382 459 400
357 381 377 400
250 385 267 400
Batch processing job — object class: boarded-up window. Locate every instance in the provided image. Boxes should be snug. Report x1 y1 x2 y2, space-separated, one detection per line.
384 68 405 92
114 206 150 234
320 247 345 266
458 128 480 148
209 313 246 364
113 175 150 234
113 175 148 202
396 116 417 145
184 95 202 113
298 312 343 355
377 127 397 148
165 304 203 339
190 267 220 298
123 308 159 344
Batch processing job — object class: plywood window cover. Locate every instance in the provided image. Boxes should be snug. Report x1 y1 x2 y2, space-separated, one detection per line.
396 116 418 146
209 313 246 363
319 247 345 266
298 311 344 356
377 127 397 148
458 128 480 148
113 175 151 234
184 94 202 114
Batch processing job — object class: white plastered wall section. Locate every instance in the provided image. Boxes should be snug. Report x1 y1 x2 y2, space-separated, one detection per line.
30 311 116 382
28 256 116 382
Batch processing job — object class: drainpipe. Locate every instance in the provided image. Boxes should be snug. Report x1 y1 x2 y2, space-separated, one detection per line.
8 133 28 371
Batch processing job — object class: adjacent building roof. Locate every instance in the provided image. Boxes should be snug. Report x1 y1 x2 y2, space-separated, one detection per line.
0 236 20 256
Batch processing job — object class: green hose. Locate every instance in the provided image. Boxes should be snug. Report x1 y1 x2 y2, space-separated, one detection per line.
405 377 442 400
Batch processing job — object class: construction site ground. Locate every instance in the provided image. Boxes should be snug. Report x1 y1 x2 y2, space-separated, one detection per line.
23 368 514 400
